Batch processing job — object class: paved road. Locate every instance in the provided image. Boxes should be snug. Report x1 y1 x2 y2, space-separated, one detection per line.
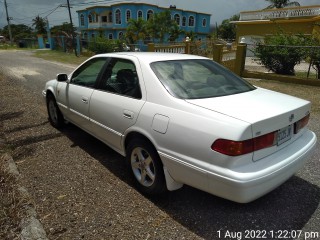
0 50 319 240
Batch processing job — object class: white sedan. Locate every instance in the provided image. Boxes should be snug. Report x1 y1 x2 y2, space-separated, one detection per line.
43 52 317 203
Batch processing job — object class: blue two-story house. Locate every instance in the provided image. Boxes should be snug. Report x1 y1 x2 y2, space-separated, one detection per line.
77 3 211 43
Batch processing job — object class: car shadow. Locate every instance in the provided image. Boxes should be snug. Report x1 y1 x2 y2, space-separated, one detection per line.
62 124 320 240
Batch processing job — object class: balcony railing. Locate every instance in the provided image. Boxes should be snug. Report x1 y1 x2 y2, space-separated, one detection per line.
88 22 113 28
239 5 320 21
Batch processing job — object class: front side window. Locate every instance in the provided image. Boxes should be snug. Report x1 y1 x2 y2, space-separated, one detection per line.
99 58 141 99
150 59 255 99
137 10 143 19
71 58 107 88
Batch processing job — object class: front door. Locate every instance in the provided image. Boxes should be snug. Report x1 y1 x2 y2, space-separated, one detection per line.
89 57 145 151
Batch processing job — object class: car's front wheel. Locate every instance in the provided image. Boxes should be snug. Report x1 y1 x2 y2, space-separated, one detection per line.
126 138 166 195
47 94 64 129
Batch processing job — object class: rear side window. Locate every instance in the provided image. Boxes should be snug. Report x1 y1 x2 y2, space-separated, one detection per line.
99 58 142 99
150 59 255 99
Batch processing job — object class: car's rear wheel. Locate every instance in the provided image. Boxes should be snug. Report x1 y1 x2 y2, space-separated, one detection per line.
47 94 64 129
126 138 166 195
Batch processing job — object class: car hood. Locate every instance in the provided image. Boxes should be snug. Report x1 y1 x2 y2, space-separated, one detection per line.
186 87 311 136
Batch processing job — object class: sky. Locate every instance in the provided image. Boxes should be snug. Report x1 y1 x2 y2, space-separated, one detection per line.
0 0 319 29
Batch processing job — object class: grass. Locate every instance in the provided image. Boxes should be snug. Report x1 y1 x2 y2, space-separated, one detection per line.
32 49 92 66
295 71 318 79
0 154 31 239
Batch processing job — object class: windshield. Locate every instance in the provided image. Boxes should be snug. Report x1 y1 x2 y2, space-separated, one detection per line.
150 59 256 99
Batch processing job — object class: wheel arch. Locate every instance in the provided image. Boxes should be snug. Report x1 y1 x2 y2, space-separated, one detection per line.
45 88 57 102
124 131 156 154
123 130 183 191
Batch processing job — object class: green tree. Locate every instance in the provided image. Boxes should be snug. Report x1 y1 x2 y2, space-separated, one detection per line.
217 14 239 40
168 24 185 42
265 0 300 9
1 24 33 41
254 32 307 75
146 10 178 43
126 18 147 44
304 36 320 79
51 22 75 37
32 15 47 35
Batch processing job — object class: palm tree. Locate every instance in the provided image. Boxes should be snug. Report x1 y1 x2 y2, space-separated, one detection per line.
32 15 47 35
126 18 147 44
265 0 300 9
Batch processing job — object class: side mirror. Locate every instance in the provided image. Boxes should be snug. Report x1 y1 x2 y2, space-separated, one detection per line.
56 73 68 82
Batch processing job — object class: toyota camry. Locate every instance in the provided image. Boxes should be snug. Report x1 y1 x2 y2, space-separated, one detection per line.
43 52 317 203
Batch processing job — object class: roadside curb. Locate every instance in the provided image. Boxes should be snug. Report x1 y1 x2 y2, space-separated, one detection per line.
1 153 48 240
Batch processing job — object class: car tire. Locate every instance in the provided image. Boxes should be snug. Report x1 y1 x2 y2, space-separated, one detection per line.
47 94 64 129
126 138 166 195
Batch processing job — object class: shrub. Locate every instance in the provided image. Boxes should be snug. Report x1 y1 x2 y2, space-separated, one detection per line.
88 37 125 54
254 33 307 75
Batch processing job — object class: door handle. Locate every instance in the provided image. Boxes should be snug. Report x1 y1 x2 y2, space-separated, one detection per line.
81 97 89 104
123 110 134 119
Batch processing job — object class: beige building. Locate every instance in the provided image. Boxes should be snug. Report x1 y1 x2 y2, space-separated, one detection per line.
234 5 320 50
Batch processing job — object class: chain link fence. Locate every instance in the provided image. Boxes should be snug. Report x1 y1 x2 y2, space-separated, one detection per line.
244 44 320 80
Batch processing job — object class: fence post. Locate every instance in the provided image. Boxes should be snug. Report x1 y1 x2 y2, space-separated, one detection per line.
185 41 190 54
234 44 247 76
76 35 81 55
212 44 223 64
148 43 155 52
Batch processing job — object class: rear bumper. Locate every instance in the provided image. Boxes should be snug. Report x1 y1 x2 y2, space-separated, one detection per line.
161 130 317 203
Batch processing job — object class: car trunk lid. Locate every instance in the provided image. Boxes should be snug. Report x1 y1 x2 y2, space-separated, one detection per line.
186 88 311 161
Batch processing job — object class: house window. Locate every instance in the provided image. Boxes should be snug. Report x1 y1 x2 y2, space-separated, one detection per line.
118 31 124 39
202 18 207 27
147 10 154 20
115 9 121 24
95 14 99 23
102 16 107 23
188 16 195 27
108 33 113 39
109 12 113 23
126 10 131 22
80 14 85 26
88 14 93 23
182 16 186 26
174 14 180 25
137 10 143 19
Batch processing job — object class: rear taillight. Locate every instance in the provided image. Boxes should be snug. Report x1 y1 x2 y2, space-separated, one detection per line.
294 114 310 134
212 131 277 156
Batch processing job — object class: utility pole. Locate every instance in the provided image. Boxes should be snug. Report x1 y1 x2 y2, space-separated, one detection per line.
4 0 13 44
66 0 77 56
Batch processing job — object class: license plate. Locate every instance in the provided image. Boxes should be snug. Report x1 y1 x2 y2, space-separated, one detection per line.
277 125 292 146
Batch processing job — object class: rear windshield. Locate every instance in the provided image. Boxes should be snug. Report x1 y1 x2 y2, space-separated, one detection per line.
150 59 255 99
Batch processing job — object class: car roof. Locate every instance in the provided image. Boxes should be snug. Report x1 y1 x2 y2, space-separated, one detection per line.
93 52 209 64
